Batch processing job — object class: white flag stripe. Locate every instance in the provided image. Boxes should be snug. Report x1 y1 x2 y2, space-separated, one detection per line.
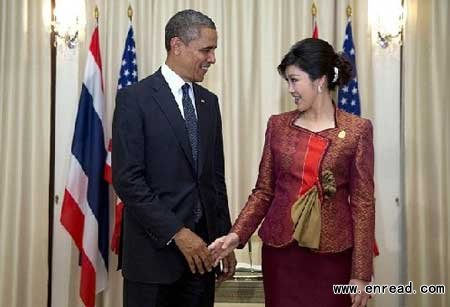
84 52 105 121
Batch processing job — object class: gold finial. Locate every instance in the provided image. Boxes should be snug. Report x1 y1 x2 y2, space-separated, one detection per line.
312 3 317 17
94 6 99 22
346 5 352 18
128 4 133 21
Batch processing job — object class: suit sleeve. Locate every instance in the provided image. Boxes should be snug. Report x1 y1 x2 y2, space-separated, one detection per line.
349 119 375 281
213 98 232 236
231 117 275 247
112 89 184 249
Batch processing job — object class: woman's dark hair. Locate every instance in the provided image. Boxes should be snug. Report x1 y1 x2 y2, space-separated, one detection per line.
277 38 353 91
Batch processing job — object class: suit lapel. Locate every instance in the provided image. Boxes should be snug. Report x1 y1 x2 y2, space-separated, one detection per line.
151 70 196 171
193 84 211 178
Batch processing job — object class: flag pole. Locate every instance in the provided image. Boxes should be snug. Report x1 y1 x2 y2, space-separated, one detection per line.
312 3 318 38
128 4 133 22
312 2 317 29
94 5 99 24
346 5 352 22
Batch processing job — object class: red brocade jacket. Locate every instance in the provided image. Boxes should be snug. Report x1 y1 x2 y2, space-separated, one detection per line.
231 108 375 281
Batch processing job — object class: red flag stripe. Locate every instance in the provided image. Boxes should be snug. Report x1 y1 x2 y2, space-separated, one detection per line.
61 191 97 307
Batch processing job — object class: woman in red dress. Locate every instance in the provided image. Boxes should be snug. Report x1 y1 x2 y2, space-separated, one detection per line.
209 38 375 307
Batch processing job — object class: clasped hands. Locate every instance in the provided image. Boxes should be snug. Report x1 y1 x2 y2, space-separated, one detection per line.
173 228 238 283
175 228 372 306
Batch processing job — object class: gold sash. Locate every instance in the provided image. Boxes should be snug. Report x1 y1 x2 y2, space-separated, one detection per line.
291 170 336 249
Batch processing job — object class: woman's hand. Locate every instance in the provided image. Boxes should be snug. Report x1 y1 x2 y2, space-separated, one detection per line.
349 279 371 307
208 232 240 266
216 251 237 284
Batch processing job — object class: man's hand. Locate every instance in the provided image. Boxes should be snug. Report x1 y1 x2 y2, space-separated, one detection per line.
173 227 213 274
349 278 371 307
216 251 237 284
208 232 240 266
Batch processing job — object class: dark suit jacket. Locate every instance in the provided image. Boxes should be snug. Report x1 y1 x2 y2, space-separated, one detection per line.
112 69 231 284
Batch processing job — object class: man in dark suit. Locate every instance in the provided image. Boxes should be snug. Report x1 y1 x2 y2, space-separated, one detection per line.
112 9 236 307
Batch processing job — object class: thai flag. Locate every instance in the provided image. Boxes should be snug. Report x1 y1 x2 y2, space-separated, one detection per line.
60 26 109 307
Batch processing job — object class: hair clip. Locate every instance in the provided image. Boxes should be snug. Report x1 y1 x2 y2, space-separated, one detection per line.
332 67 339 83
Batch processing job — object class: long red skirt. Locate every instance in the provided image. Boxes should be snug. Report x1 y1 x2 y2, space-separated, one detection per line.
262 243 352 307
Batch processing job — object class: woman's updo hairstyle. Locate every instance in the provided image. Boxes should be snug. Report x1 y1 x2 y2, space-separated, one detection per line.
277 38 353 91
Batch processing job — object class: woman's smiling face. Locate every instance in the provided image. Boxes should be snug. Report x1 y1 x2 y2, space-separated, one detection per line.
284 65 321 112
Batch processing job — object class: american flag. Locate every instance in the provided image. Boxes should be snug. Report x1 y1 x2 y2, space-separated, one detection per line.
104 24 138 254
117 25 138 89
337 19 379 257
337 20 361 116
60 26 109 307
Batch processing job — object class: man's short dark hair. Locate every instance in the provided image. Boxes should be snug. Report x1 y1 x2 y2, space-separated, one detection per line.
165 9 216 51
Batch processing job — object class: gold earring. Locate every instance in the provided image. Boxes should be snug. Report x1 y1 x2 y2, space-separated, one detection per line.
318 85 322 93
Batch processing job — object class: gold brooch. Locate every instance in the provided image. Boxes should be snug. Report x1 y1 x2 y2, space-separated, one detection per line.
338 130 346 139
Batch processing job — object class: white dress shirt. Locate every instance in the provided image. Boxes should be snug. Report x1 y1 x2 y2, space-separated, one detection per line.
161 64 197 119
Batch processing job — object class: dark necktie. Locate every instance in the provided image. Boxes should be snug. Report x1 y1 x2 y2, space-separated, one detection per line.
181 83 202 221
181 83 198 169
